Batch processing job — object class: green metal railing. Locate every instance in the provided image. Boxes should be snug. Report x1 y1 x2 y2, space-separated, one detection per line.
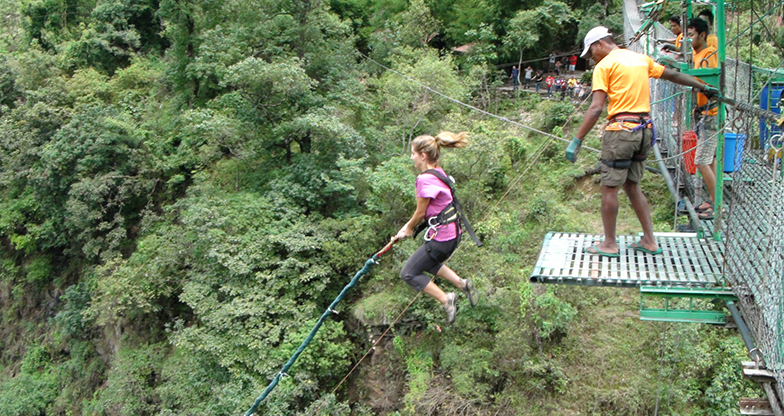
629 0 784 403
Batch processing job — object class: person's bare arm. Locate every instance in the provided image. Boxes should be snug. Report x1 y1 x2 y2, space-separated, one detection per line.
575 90 607 140
660 68 711 91
396 197 430 239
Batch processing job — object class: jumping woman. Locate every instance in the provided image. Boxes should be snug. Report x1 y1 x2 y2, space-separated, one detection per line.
395 132 479 323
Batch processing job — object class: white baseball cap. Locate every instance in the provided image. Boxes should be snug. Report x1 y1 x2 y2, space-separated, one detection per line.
581 26 612 58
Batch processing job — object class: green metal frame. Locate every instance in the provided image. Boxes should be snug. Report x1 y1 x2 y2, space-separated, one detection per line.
645 0 727 241
639 286 738 324
715 0 727 241
640 286 738 300
640 308 727 324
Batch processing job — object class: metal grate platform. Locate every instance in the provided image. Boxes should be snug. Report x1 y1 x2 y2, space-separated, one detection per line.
530 232 726 288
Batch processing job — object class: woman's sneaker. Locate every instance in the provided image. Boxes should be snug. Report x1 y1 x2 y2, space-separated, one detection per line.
462 279 478 307
444 292 457 324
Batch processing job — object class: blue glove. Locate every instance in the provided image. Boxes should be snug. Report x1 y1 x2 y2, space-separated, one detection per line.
566 137 582 163
702 85 719 100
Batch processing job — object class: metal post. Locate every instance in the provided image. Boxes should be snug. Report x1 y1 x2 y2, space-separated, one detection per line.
713 0 726 241
762 383 784 416
727 301 765 365
654 145 678 202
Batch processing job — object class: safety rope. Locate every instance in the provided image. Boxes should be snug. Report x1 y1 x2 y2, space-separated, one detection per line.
244 239 398 416
653 322 668 416
249 41 749 415
655 125 727 162
499 48 582 68
311 289 423 415
650 91 683 106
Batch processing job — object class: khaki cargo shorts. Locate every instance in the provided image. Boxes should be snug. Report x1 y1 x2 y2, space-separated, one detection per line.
695 115 718 166
600 127 653 187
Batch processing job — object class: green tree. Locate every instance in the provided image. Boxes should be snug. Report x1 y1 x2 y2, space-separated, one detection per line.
504 1 573 67
59 0 167 75
371 47 468 156
31 105 155 259
22 0 94 50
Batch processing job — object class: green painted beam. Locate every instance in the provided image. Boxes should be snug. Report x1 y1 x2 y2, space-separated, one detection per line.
683 67 721 87
657 56 689 71
640 286 738 301
752 65 784 81
640 308 727 324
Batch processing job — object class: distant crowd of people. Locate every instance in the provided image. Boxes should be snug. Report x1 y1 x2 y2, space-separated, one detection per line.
509 64 590 102
508 52 590 101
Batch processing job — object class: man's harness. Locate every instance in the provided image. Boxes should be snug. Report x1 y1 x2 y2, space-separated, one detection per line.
601 113 656 169
413 169 483 247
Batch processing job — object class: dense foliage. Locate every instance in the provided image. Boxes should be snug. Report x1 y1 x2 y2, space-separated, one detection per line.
0 0 774 414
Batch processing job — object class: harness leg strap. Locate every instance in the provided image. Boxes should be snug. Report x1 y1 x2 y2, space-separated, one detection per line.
601 159 632 169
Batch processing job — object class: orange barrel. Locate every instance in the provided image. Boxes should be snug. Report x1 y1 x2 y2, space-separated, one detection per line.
682 131 697 174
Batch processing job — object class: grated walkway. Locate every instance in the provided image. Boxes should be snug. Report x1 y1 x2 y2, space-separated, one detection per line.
530 232 726 288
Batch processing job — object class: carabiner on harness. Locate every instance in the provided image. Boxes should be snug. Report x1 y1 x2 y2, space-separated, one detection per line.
423 216 439 241
614 117 656 148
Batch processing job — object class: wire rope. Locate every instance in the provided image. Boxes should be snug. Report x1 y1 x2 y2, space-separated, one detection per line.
358 50 602 154
724 0 784 47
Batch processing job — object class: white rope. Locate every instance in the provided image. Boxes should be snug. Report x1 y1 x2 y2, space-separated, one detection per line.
359 51 602 153
654 125 727 162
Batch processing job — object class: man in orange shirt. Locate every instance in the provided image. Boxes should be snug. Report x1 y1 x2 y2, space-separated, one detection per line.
698 9 719 49
565 26 717 257
689 17 719 219
658 15 684 53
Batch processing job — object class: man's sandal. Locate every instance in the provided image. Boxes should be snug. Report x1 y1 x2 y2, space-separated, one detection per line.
583 245 620 258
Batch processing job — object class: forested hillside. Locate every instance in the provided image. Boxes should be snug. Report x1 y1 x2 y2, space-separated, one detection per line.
0 0 767 414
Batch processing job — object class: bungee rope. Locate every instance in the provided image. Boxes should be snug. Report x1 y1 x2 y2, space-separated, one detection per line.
244 238 399 416
245 67 598 415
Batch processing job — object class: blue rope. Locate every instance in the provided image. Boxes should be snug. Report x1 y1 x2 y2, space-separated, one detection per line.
244 255 381 415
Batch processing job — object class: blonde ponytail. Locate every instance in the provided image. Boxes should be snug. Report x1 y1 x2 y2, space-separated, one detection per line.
434 131 469 149
412 131 469 165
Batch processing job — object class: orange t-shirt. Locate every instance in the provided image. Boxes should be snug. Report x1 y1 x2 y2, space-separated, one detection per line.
693 46 718 115
675 33 683 49
592 48 665 119
707 34 718 49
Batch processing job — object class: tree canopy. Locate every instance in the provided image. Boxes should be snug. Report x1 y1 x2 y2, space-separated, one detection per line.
0 0 774 414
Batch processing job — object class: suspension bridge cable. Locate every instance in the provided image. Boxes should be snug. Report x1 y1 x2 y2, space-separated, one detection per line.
478 92 594 224
358 50 602 154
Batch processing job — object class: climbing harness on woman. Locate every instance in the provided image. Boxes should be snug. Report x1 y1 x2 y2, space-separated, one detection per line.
413 169 482 247
396 131 481 324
